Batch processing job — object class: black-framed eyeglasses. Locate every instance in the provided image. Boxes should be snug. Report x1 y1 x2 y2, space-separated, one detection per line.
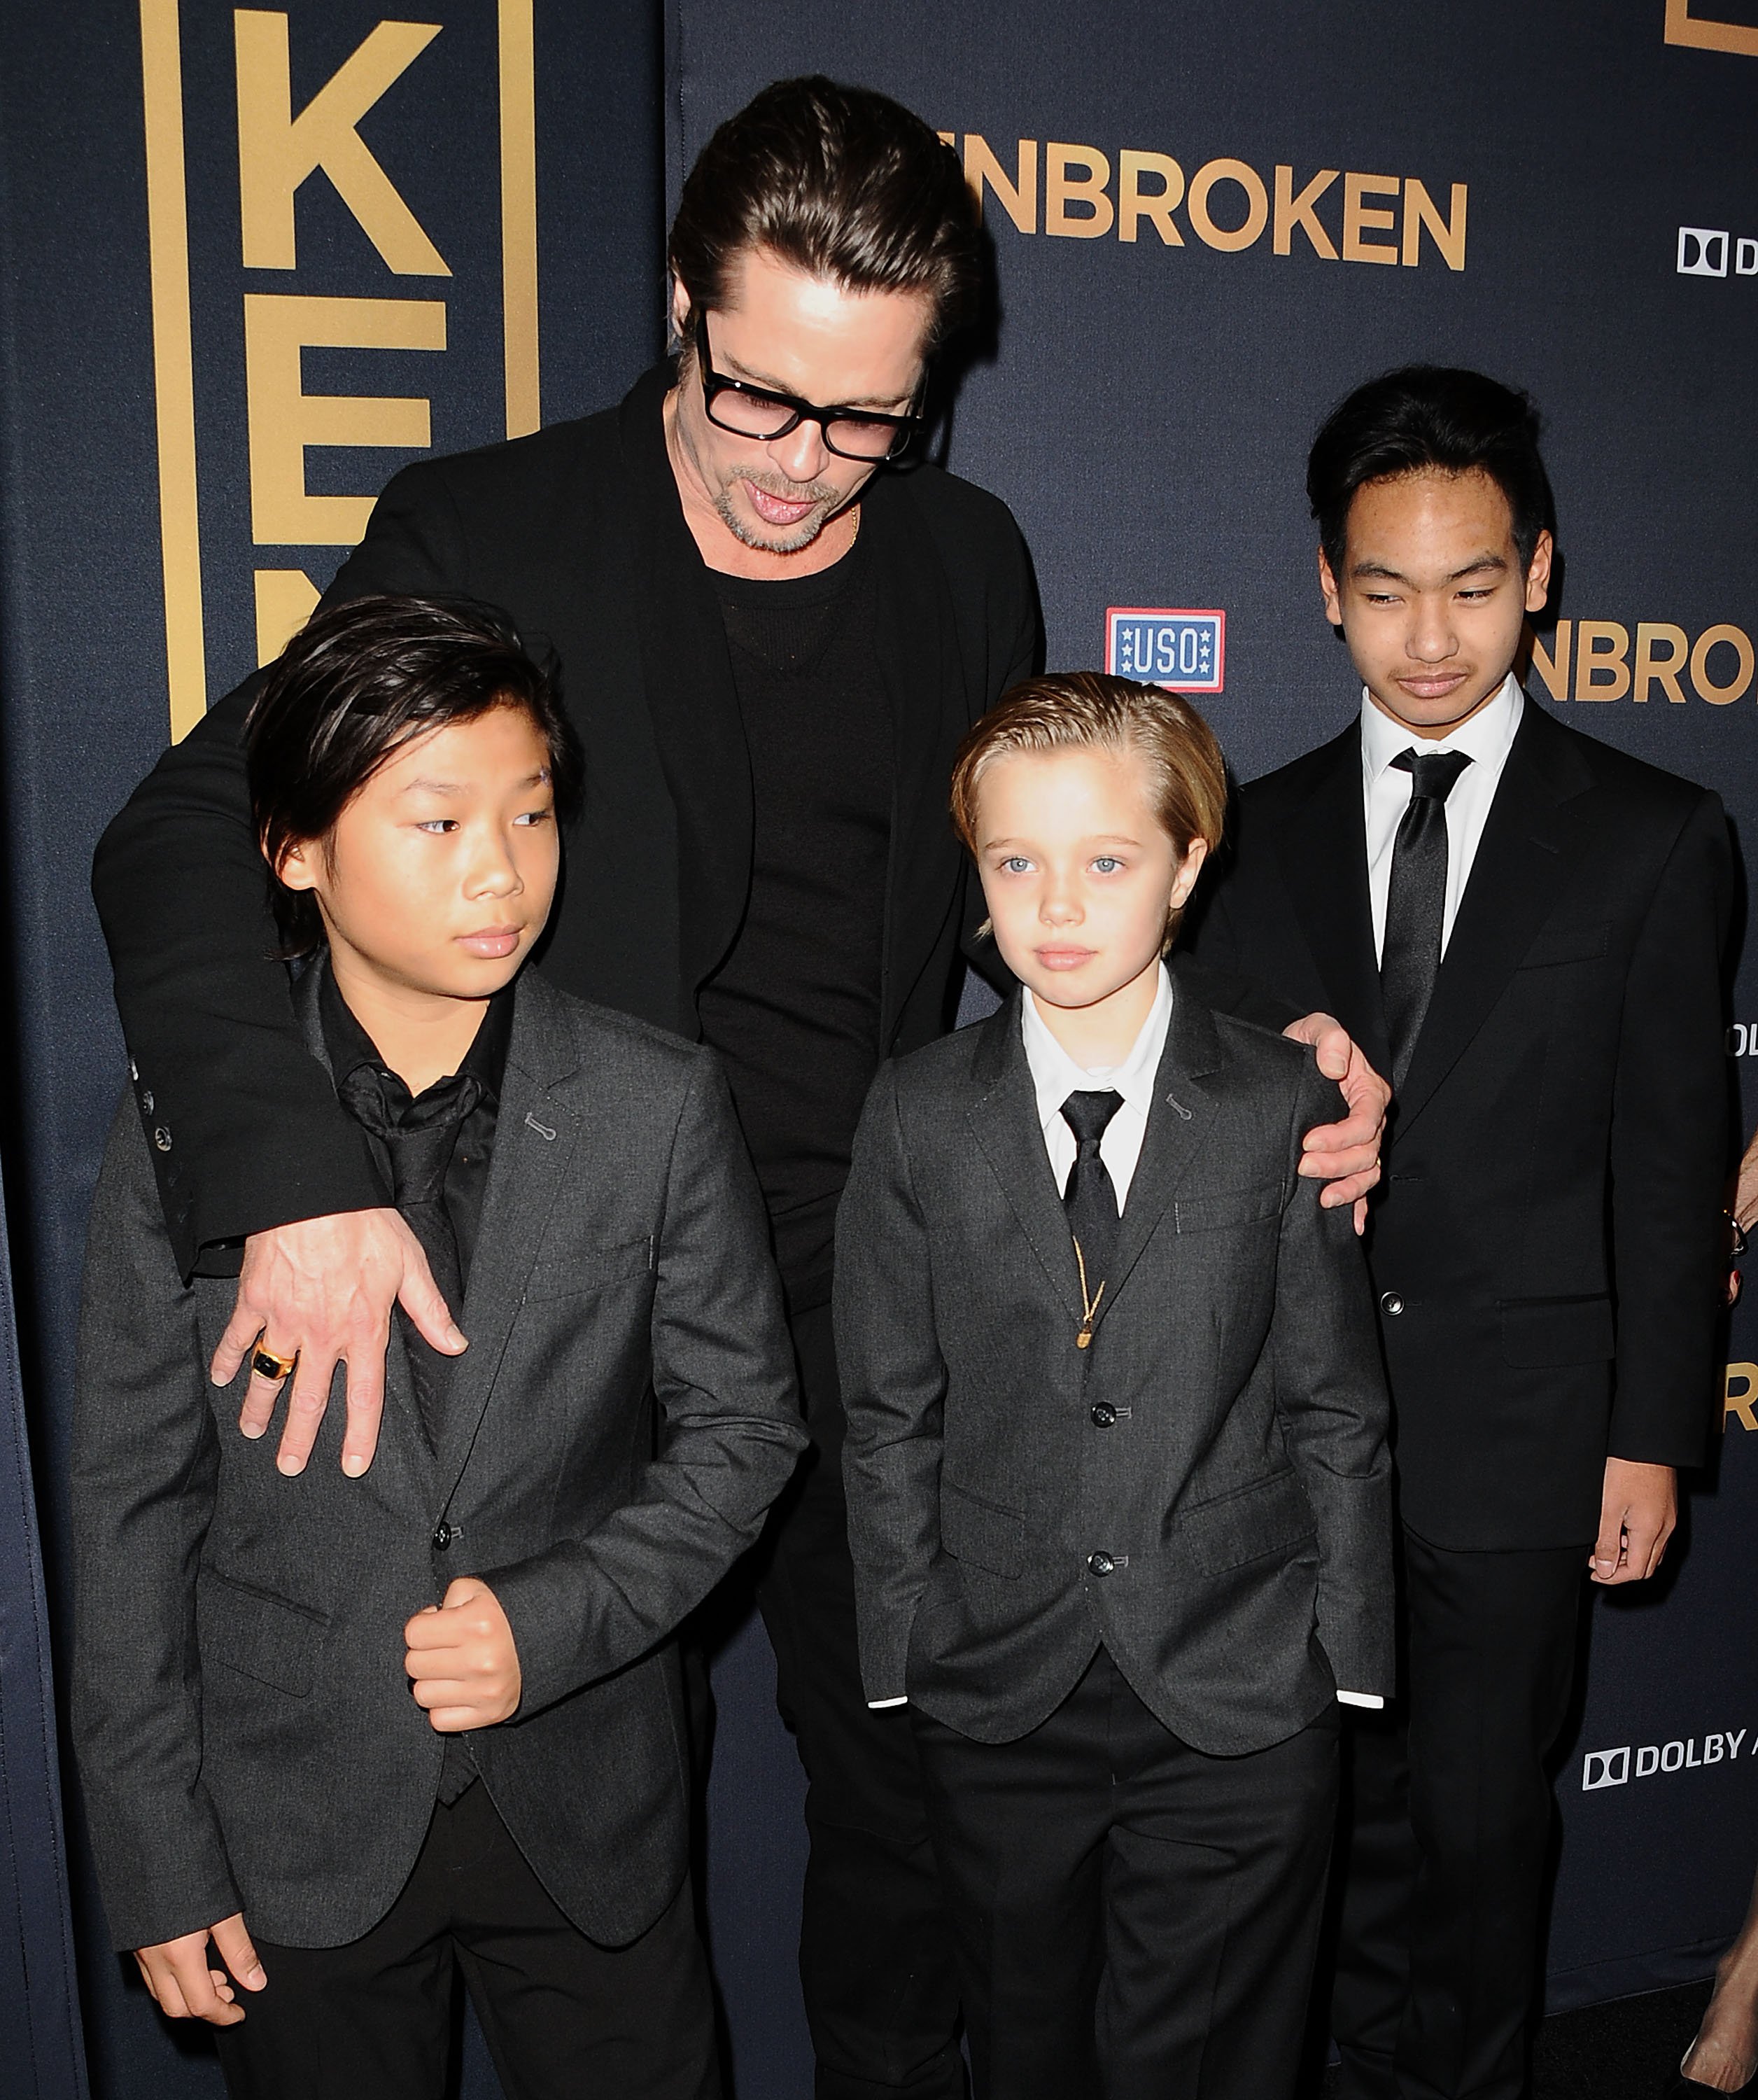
695 312 924 462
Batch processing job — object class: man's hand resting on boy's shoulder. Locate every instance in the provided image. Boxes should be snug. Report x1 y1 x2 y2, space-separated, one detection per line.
405 1578 523 1730
213 1207 467 1479
134 1912 266 2026
1283 1012 1390 1235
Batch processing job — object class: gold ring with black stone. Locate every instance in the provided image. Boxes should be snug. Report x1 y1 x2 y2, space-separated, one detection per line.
251 1345 297 1382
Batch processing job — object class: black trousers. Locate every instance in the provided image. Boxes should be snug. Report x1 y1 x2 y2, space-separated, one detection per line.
913 1647 1339 2100
1329 1527 1587 2100
213 1779 718 2100
757 1301 967 2100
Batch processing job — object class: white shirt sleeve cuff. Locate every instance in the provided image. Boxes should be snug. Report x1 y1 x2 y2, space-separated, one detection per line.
867 1696 908 1709
1336 1690 1384 1709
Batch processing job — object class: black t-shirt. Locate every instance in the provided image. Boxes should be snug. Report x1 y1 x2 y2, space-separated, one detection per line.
699 528 893 1305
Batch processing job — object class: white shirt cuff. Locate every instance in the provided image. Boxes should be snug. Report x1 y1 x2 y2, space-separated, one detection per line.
1336 1690 1384 1709
868 1696 908 1709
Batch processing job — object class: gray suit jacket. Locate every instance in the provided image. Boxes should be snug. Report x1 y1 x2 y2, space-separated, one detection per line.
834 985 1395 1754
71 969 805 1953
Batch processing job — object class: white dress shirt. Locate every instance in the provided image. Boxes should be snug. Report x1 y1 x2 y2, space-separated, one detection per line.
1363 673 1524 962
869 965 1381 1709
1020 963 1174 1208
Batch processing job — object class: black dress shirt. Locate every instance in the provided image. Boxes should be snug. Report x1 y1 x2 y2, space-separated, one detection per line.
317 966 514 1296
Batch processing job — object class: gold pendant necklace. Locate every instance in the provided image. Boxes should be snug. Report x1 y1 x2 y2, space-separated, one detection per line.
1073 1238 1105 1350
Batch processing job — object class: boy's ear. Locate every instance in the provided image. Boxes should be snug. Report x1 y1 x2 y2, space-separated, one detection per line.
275 839 320 893
1524 528 1555 615
1318 545 1344 628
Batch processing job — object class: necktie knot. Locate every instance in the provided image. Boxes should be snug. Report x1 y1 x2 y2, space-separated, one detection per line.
336 1065 481 1204
1061 1088 1123 1150
1391 748 1472 804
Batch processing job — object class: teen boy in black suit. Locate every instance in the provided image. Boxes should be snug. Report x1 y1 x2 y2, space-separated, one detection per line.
89 80 1386 2099
1190 368 1733 2100
836 675 1395 2100
71 598 806 2097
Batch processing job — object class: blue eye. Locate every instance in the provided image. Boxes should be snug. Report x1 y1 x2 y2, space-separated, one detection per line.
1000 856 1032 874
1092 857 1121 874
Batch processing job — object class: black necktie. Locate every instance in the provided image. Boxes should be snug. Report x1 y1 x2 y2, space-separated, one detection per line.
337 1066 481 1450
1380 748 1473 1092
1062 1090 1123 1303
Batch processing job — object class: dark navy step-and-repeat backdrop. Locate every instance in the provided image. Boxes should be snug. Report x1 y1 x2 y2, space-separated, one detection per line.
1 1 1755 2093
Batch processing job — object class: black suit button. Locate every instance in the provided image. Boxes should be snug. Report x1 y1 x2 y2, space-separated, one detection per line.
1090 1401 1118 1428
153 1126 173 1153
1088 1551 1115 1577
433 1522 453 1552
1379 1292 1404 1316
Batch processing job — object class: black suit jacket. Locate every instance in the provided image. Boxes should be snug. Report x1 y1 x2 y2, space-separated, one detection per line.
1189 700 1733 1550
90 363 1041 1276
71 969 806 1954
834 986 1394 1754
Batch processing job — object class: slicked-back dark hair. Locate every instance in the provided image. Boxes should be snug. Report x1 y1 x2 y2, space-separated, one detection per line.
668 76 981 353
246 594 582 956
1307 365 1555 583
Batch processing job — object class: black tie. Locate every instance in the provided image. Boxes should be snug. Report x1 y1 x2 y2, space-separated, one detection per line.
1062 1090 1124 1298
1380 748 1473 1092
337 1067 481 1450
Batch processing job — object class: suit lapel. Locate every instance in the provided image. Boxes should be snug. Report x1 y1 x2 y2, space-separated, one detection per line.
1273 728 1390 1077
1095 988 1223 1324
966 998 1085 1322
1393 701 1593 1133
621 368 752 1011
435 975 582 1501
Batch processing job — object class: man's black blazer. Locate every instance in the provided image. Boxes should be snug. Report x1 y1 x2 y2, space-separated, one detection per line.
835 985 1394 1754
1189 699 1734 1551
91 363 1041 1276
71 969 806 1954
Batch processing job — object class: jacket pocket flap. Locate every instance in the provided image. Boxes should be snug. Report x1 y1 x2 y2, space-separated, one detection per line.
1498 1294 1615 1367
523 1235 656 1301
1517 922 1610 970
1178 1469 1316 1576
197 1571 326 1698
941 1480 1026 1579
1174 1182 1282 1234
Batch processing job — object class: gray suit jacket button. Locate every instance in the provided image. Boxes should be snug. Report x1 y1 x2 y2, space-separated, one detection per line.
1090 1401 1118 1428
1087 1550 1115 1576
1379 1292 1404 1316
433 1522 453 1552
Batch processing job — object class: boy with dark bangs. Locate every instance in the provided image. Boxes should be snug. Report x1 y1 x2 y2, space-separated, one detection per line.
71 594 806 2099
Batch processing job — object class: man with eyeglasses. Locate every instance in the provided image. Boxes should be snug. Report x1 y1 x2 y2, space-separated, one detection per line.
94 76 1388 2099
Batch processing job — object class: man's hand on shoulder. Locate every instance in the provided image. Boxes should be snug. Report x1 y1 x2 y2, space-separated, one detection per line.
211 1208 466 1478
134 1912 265 2026
1591 1457 1677 1585
405 1578 522 1730
1283 1012 1388 1235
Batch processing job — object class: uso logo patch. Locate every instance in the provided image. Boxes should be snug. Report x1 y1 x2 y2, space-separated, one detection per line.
1105 608 1226 692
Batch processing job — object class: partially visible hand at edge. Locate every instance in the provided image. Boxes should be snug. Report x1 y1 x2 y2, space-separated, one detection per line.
1283 1011 1389 1235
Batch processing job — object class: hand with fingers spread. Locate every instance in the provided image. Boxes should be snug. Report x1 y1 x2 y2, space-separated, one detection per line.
1282 1011 1390 1234
211 1208 466 1477
1589 1455 1677 1586
405 1578 522 1732
134 1912 266 2026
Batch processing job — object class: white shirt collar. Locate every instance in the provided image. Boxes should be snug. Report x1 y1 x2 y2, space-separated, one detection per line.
1359 671 1524 785
1020 963 1174 1135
